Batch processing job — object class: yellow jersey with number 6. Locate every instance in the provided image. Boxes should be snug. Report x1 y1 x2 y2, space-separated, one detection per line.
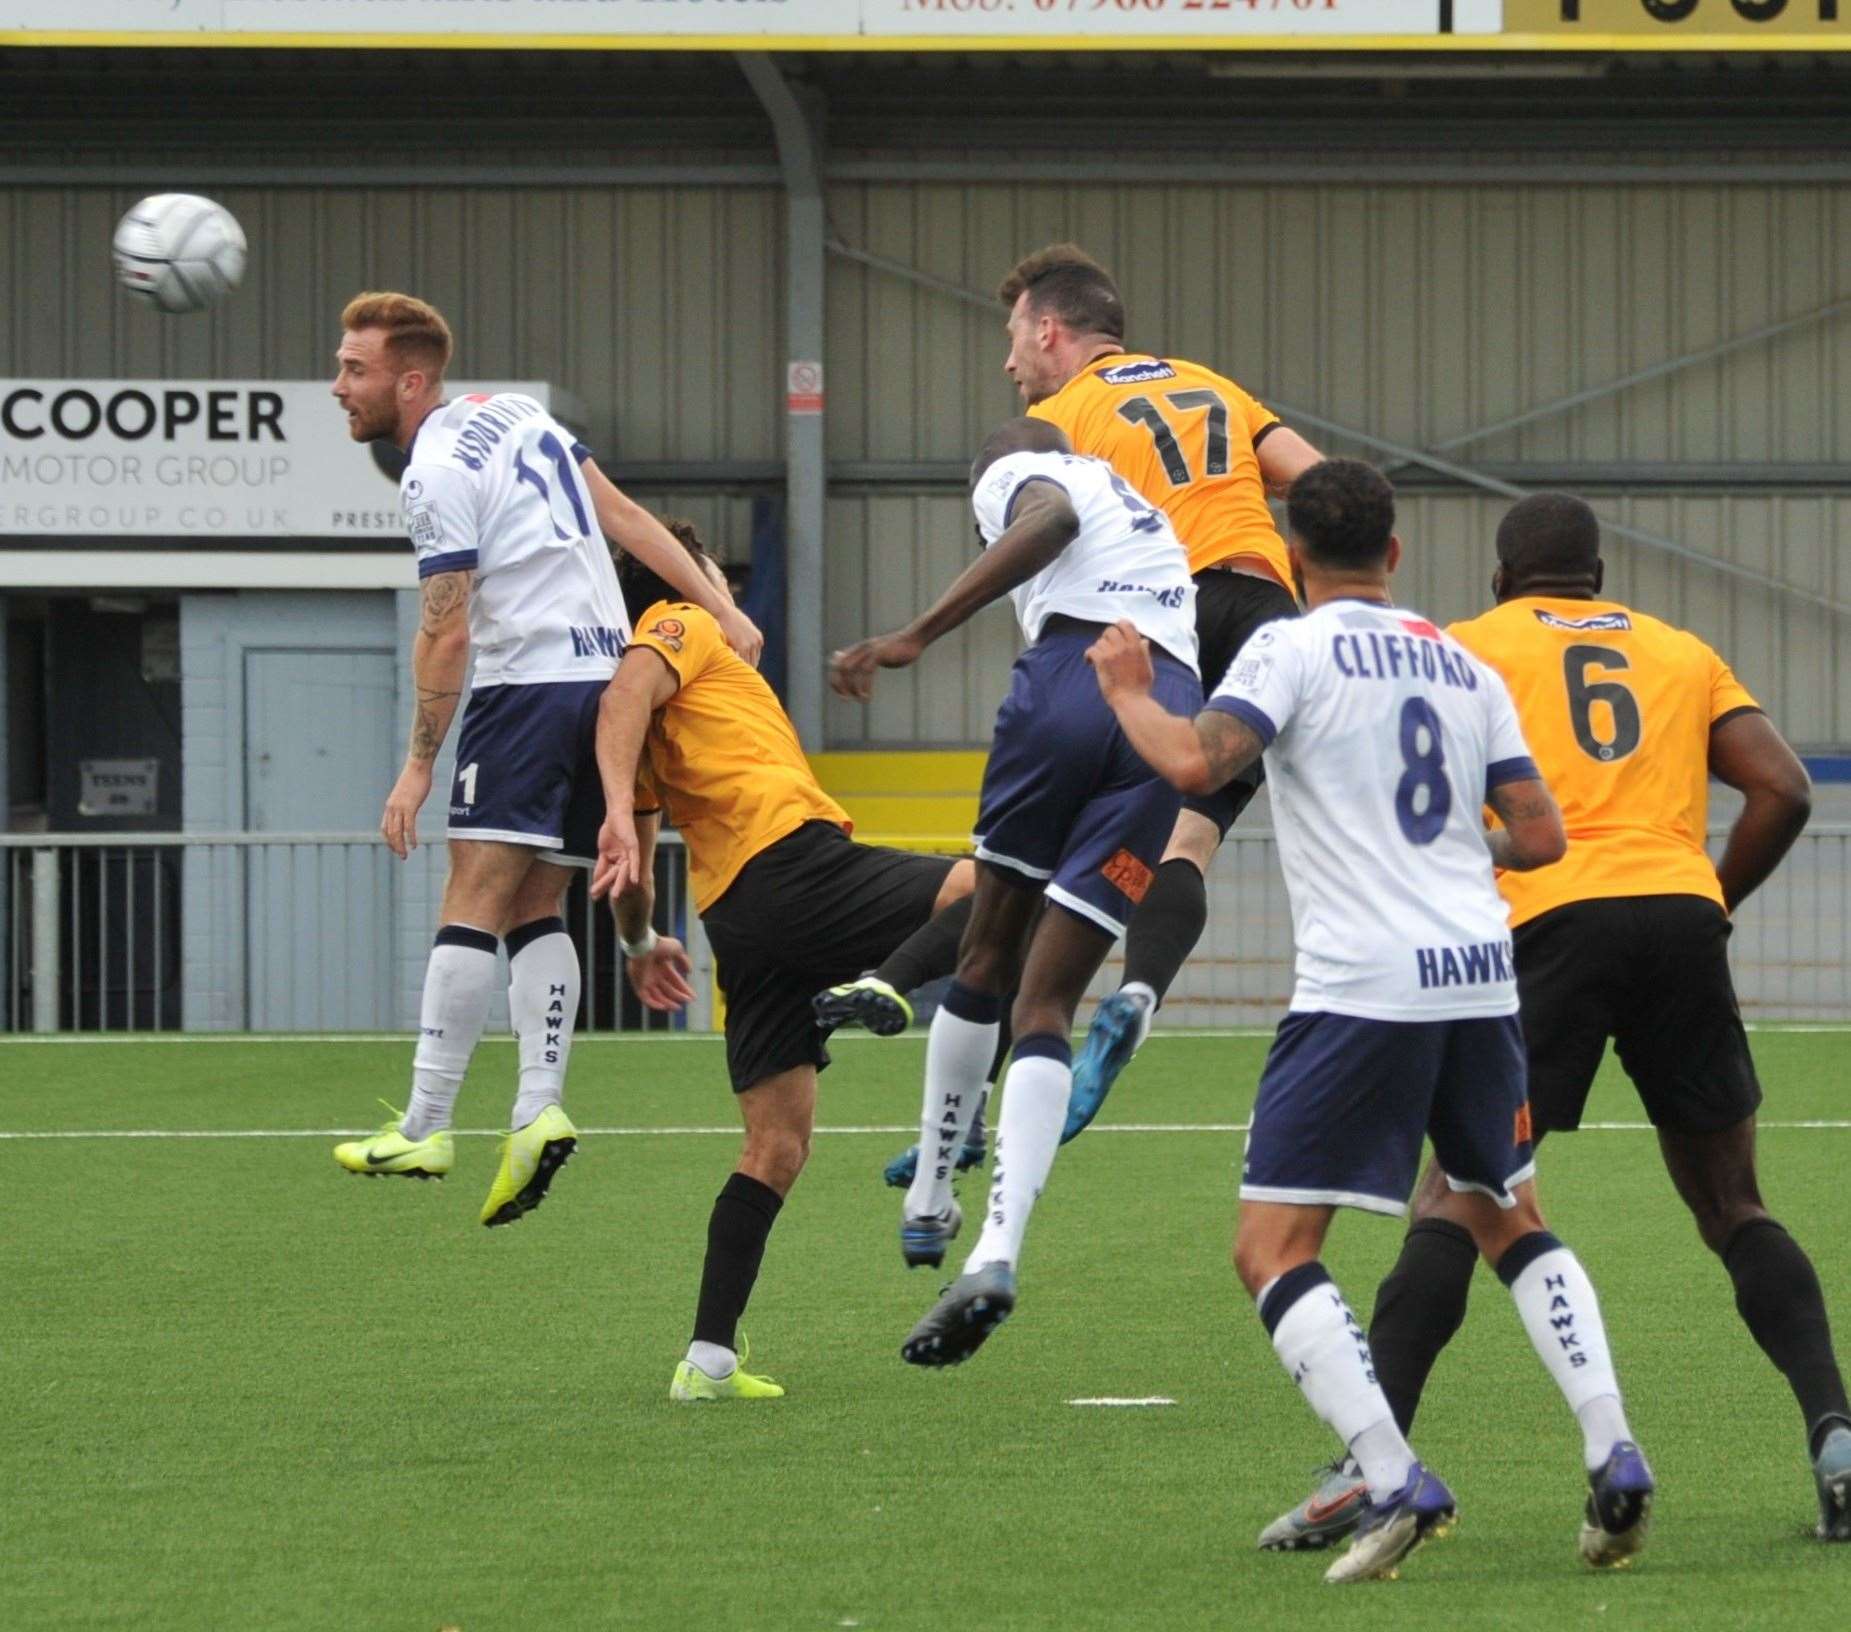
1447 595 1760 929
1028 353 1291 587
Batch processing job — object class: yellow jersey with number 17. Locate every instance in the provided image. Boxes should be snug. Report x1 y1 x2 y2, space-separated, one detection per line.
1027 353 1293 588
1446 595 1760 929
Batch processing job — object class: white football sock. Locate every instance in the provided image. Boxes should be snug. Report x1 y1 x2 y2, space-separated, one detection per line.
1503 1238 1634 1469
401 926 499 1139
904 998 1000 1220
507 918 580 1128
1265 1269 1414 1501
686 1340 736 1381
962 1045 1070 1273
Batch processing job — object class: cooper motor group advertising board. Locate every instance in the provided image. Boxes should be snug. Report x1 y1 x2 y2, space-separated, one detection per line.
4 0 1849 49
0 379 550 542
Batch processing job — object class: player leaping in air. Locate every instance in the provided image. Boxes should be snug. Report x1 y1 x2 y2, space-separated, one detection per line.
1090 461 1653 1582
831 417 1202 1367
327 291 761 1226
845 245 1322 1184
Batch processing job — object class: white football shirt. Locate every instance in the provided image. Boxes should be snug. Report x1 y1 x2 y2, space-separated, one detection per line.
970 450 1198 672
400 393 630 688
1210 598 1541 1021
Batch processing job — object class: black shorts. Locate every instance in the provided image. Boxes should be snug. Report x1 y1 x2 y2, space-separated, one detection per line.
1187 569 1300 837
702 821 956 1094
1515 894 1762 1135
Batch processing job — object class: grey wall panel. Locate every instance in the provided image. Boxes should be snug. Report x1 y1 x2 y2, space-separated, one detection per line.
824 182 1851 467
0 185 785 465
820 489 1849 748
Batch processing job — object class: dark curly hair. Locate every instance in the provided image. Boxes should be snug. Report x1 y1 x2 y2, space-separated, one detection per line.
1285 460 1396 571
616 518 712 626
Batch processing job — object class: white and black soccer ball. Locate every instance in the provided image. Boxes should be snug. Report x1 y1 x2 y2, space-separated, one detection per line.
112 194 247 315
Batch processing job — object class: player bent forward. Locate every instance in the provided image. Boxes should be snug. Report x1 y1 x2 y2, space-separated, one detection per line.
328 291 762 1225
592 527 976 1400
1089 460 1654 1582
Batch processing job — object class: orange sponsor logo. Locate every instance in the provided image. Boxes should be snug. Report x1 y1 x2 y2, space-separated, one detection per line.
648 617 686 652
1101 848 1154 903
1514 1102 1534 1146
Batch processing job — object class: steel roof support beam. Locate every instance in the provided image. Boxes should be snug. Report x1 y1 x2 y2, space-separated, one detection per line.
738 54 828 747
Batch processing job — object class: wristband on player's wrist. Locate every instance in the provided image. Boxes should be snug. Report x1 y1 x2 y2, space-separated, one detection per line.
620 925 659 959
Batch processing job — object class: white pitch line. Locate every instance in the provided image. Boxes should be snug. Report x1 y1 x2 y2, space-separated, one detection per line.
4 1120 1851 1143
1069 1397 1178 1408
2 1023 1846 1047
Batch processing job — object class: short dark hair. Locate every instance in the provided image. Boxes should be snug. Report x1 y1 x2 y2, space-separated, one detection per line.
970 416 1072 487
997 244 1126 342
1286 460 1396 570
616 517 711 626
1495 493 1601 586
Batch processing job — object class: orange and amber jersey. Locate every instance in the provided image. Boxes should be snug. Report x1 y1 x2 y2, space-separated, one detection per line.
1028 353 1292 586
1447 596 1760 928
629 602 850 912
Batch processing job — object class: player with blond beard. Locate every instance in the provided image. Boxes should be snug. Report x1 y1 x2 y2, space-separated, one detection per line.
328 291 761 1226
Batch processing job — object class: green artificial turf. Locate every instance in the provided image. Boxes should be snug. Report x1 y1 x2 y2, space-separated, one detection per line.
2 1030 1847 1631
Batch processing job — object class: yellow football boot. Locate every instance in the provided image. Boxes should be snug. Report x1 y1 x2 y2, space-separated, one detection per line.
669 1335 785 1402
480 1103 579 1227
334 1106 453 1180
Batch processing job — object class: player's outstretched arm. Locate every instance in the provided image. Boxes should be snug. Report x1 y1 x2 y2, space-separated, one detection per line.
592 647 678 897
580 457 764 667
829 482 1080 701
1709 709 1812 912
1086 620 1261 795
604 809 697 1012
382 568 472 860
1484 777 1568 873
1255 426 1324 497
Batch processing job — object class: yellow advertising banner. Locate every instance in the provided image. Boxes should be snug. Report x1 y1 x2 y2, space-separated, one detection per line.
1506 0 1848 39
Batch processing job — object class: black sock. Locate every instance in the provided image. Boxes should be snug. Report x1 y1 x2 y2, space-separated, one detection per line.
1120 859 1208 1003
691 1172 784 1351
874 894 973 997
1366 1218 1479 1437
1723 1217 1851 1454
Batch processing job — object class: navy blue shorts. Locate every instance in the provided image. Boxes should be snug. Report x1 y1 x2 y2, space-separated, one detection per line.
1241 1011 1536 1215
448 680 607 865
973 621 1201 937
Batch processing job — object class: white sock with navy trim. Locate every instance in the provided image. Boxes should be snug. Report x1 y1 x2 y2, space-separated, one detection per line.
403 924 499 1139
1498 1231 1634 1469
904 982 1001 1221
962 1034 1072 1274
1260 1262 1416 1501
507 915 579 1128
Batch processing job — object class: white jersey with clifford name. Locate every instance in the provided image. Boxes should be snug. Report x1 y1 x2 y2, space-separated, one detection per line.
971 449 1198 673
401 392 630 688
1209 598 1542 1021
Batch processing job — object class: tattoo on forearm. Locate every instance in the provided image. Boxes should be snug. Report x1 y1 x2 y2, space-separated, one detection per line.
410 693 454 761
1197 711 1263 787
1489 783 1551 826
420 570 472 635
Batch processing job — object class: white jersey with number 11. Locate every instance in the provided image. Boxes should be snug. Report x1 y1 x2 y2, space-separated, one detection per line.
400 392 630 689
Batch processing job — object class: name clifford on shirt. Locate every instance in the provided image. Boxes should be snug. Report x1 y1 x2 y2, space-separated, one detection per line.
1330 626 1480 690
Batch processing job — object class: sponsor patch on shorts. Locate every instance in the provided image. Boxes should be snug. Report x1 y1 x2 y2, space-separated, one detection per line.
1101 847 1154 903
1514 1101 1534 1145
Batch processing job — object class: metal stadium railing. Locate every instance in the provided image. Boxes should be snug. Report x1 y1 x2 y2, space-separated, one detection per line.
1 827 1846 1033
0 831 704 1035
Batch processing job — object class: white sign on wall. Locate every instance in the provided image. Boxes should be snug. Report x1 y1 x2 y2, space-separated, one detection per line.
2 0 1505 44
0 379 550 539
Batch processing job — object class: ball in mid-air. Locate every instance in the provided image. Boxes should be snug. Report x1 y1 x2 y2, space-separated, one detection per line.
113 194 247 315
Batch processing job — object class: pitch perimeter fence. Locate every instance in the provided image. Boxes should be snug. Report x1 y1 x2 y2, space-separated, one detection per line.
1 828 1848 1034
